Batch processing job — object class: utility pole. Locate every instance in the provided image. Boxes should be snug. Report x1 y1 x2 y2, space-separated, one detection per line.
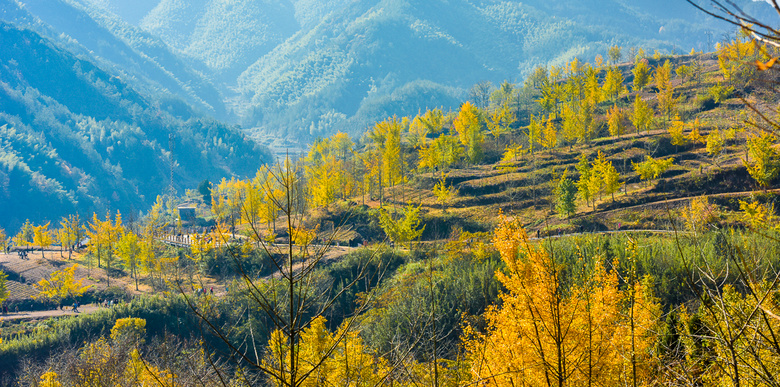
168 133 176 196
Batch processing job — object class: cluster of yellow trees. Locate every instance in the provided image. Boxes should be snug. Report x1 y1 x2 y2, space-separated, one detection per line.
466 216 659 386
35 318 179 386
301 107 484 209
249 205 638 386
575 151 622 207
254 197 780 386
210 170 284 241
7 215 88 261
5 196 180 292
531 52 666 148
192 38 777 223
32 264 90 306
292 48 699 214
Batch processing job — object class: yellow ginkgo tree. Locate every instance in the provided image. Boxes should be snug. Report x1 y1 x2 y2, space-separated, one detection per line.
87 211 124 286
376 204 426 250
12 219 34 252
0 227 6 252
41 318 177 385
58 214 85 260
432 173 458 208
33 265 91 307
115 231 142 290
744 132 780 191
33 222 54 259
465 215 660 386
0 270 8 306
264 317 389 387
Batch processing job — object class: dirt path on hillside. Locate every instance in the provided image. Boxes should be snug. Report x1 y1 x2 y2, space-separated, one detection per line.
531 229 693 241
0 305 101 322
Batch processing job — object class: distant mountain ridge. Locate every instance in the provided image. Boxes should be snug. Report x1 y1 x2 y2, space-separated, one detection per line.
0 21 271 232
232 0 744 139
4 0 777 143
1 0 228 118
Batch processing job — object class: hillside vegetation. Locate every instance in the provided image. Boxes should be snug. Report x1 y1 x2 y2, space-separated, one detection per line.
3 33 780 386
0 22 272 233
1 0 229 117
8 0 776 146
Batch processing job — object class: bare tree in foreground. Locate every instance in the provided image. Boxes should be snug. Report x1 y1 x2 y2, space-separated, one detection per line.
183 158 389 386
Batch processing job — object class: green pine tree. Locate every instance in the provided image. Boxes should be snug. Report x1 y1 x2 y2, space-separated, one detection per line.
555 174 577 218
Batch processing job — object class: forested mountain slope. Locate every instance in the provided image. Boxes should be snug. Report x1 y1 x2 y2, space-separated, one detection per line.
124 0 775 141
17 0 773 143
0 22 272 232
1 0 228 118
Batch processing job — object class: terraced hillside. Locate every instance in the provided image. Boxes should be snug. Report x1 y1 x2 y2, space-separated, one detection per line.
295 50 778 242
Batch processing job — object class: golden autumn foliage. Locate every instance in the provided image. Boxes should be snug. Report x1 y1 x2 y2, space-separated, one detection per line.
32 222 53 259
668 115 688 146
687 118 705 144
86 211 124 285
370 116 405 189
527 114 544 155
682 196 719 232
706 130 725 164
51 318 180 386
0 270 7 305
486 101 517 140
304 132 356 208
292 225 317 247
602 66 626 101
33 264 90 304
465 216 660 386
454 101 485 163
739 199 780 231
433 174 458 206
654 60 677 120
633 60 651 91
743 132 780 190
376 204 425 250
718 34 760 82
607 104 626 137
14 41 780 387
110 318 147 344
115 231 142 290
124 349 176 386
498 143 523 172
681 282 780 387
632 155 674 183
264 317 389 387
189 230 214 261
13 219 34 249
631 94 654 133
39 371 62 387
58 214 85 260
541 118 558 149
